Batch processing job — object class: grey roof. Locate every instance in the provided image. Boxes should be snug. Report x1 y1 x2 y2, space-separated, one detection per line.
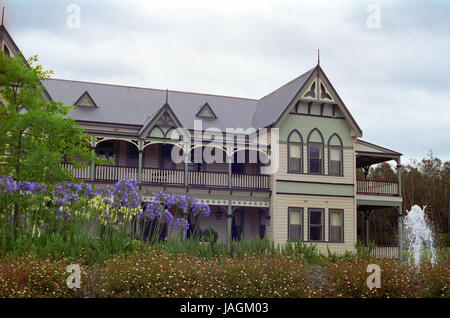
252 67 315 128
44 79 259 130
43 65 356 133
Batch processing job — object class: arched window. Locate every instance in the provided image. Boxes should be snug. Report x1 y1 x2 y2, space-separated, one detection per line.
307 128 324 174
287 130 303 173
328 133 343 176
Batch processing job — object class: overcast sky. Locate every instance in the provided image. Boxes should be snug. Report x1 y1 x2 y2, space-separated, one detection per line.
2 0 449 164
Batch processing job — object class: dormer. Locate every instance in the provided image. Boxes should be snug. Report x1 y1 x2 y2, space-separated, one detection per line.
74 91 97 108
196 102 217 119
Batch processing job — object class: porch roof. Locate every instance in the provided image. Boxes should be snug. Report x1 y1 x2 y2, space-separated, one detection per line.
355 139 402 168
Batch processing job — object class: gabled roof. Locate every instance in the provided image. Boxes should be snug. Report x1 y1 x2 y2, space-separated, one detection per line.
252 65 363 137
138 102 182 138
43 65 364 137
44 78 258 131
252 67 315 128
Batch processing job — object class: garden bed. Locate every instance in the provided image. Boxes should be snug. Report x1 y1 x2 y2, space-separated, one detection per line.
0 247 448 298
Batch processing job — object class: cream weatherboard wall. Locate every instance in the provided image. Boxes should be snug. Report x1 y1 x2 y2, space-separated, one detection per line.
272 194 356 253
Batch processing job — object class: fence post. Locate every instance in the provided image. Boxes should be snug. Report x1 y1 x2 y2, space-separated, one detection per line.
184 150 189 187
138 149 143 183
90 137 96 181
397 206 403 261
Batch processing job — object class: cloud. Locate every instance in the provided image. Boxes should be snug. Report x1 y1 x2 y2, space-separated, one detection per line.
2 0 449 161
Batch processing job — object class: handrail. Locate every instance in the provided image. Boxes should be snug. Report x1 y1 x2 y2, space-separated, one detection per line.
357 179 398 184
63 163 270 189
357 179 399 196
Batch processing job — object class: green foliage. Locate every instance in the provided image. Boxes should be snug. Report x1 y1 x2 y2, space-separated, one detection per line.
354 239 376 259
0 186 141 265
194 226 219 243
284 240 322 264
439 233 450 247
0 50 104 183
326 245 356 263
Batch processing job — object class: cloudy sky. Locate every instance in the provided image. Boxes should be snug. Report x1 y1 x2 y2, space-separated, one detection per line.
2 0 449 163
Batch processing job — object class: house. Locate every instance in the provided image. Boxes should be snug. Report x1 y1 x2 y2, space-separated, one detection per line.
1 24 403 255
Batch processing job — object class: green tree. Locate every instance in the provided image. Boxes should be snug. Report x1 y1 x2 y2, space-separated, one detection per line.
0 51 104 183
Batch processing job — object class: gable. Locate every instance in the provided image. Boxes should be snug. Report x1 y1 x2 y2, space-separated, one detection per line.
74 91 97 108
138 103 182 139
196 102 217 119
274 66 362 138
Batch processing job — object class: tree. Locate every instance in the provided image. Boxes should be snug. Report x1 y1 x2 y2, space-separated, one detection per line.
0 50 104 183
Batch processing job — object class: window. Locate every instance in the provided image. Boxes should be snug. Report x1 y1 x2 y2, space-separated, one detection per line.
328 134 343 176
329 209 344 242
288 208 303 241
307 128 324 174
308 208 324 241
287 130 303 173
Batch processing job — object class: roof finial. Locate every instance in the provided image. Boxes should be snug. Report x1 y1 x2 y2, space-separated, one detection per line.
165 89 169 104
1 7 5 26
317 48 320 66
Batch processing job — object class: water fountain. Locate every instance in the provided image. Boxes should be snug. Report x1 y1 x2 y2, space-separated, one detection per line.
403 205 436 266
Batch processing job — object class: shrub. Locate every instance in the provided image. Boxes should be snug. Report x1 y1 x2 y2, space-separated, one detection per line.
284 241 323 264
354 239 376 259
438 233 450 247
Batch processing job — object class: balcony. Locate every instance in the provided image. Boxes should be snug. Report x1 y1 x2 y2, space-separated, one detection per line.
356 179 399 196
62 163 271 190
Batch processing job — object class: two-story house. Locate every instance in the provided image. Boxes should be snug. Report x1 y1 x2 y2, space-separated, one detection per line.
1 24 403 254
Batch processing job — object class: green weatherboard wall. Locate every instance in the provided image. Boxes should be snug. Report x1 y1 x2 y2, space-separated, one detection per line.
278 114 353 146
277 181 354 197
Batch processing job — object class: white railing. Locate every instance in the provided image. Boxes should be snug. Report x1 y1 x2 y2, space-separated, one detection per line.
371 245 400 259
62 163 90 179
142 168 184 185
63 164 270 189
231 173 270 189
189 170 229 188
357 179 399 196
95 165 138 181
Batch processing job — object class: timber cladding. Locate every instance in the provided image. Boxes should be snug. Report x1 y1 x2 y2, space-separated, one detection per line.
276 143 355 183
273 194 356 254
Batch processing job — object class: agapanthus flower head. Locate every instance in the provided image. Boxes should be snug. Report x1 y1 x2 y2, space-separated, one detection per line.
172 218 189 231
191 203 211 217
160 209 174 225
0 176 17 195
112 179 140 208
